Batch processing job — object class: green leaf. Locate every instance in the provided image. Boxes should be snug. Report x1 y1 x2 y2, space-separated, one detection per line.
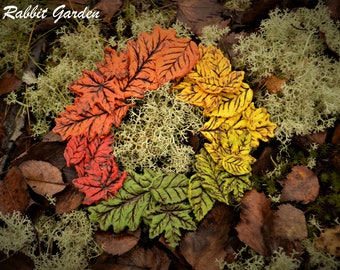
88 170 155 232
222 154 255 175
150 173 189 204
145 203 197 248
188 174 215 221
192 148 252 205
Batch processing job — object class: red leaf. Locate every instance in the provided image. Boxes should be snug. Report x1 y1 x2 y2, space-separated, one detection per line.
73 158 127 205
85 134 115 164
64 134 115 175
64 135 88 167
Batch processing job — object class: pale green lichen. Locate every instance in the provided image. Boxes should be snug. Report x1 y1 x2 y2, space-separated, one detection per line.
28 210 101 270
0 0 37 76
0 211 102 270
113 83 204 174
225 0 252 11
0 211 35 257
113 6 176 51
233 3 340 147
0 210 101 270
199 25 230 47
303 239 340 269
218 245 301 270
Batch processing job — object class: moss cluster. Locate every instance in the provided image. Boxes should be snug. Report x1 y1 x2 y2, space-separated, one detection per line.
0 211 35 257
233 3 340 147
113 84 204 174
0 0 37 76
225 0 252 11
0 210 101 270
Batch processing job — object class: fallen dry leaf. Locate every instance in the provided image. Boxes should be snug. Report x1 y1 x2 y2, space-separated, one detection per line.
280 166 319 204
94 229 141 256
315 226 340 257
12 141 67 170
0 252 34 270
0 72 22 96
95 0 123 24
235 190 274 257
327 0 340 20
273 204 307 241
332 123 340 144
264 73 285 94
0 167 30 214
55 186 84 214
252 146 278 174
177 0 226 35
92 244 170 270
293 132 327 149
180 203 234 270
19 160 66 196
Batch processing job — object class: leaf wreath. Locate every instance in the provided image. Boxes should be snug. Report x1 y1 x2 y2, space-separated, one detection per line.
53 26 199 141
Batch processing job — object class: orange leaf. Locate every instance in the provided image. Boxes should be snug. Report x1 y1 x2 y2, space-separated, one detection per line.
53 101 133 141
156 36 199 84
69 70 126 114
125 27 172 93
53 26 198 142
97 47 129 80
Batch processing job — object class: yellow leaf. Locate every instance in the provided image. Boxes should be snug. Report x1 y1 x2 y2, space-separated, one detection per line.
172 45 245 113
175 81 222 109
238 103 277 147
205 83 253 117
201 113 241 133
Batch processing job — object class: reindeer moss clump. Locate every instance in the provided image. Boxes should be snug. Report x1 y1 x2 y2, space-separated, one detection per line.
233 3 340 147
113 84 204 174
0 0 35 76
0 210 101 270
0 211 35 257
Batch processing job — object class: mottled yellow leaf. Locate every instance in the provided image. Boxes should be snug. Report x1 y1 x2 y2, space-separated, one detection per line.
205 83 253 117
173 45 245 113
235 103 277 147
